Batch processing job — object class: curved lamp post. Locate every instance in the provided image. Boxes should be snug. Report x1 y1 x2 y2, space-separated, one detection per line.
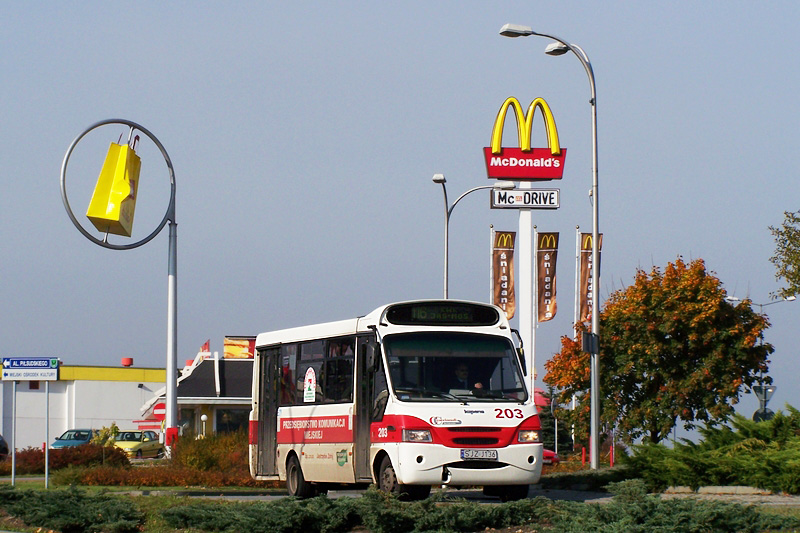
433 174 515 299
60 119 179 453
500 23 600 468
726 295 795 418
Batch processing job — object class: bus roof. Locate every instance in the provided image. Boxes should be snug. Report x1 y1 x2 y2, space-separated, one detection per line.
255 300 508 348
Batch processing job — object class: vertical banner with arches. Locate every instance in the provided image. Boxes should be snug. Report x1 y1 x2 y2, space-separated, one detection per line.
491 230 516 320
536 232 559 322
578 233 603 322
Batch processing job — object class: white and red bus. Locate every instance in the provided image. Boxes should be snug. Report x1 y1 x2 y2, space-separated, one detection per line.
249 300 543 501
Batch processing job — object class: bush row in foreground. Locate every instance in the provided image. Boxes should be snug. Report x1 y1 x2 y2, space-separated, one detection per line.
2 480 794 533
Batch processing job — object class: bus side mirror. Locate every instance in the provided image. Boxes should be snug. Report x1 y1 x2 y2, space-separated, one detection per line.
511 329 526 376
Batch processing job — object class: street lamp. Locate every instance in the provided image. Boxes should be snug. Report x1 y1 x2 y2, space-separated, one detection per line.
500 23 601 468
433 174 515 299
726 295 795 419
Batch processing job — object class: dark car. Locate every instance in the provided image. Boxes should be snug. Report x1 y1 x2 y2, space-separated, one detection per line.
0 434 8 460
50 429 96 449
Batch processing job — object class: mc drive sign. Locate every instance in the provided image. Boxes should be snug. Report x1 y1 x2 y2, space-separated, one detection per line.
2 358 59 381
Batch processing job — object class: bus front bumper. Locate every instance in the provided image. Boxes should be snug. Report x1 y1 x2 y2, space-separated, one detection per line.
394 442 542 486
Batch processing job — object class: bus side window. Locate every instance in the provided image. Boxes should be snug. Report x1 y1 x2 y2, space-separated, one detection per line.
324 337 355 403
299 341 324 403
279 344 297 406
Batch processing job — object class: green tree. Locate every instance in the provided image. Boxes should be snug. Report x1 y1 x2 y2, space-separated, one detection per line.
91 423 119 446
770 210 800 299
544 258 771 444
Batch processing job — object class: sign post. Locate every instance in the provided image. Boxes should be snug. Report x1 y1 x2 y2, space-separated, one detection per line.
2 357 60 487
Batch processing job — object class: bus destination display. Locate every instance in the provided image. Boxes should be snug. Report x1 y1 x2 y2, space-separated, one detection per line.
385 302 499 326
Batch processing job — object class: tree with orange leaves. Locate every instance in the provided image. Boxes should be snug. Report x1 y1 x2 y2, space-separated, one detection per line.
544 257 770 445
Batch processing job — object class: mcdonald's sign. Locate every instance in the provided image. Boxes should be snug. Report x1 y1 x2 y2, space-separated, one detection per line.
580 233 603 252
484 97 567 180
495 232 514 249
538 233 558 250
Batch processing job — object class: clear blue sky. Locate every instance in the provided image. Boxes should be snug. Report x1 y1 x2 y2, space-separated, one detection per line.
2 2 798 430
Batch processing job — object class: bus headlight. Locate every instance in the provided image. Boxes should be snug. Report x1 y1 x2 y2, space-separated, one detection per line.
402 429 432 442
518 430 539 443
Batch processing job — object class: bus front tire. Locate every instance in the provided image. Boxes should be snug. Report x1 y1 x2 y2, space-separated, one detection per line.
286 455 315 499
378 455 431 501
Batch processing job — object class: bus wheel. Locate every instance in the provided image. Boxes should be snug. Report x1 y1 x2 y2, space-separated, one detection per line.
378 456 431 501
286 455 315 499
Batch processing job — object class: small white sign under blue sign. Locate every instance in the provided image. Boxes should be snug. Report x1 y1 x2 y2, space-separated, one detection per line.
2 358 59 381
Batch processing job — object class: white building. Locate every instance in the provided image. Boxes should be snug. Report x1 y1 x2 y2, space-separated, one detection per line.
0 365 165 450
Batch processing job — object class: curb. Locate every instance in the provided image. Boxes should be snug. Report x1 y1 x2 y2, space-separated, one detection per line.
665 486 773 495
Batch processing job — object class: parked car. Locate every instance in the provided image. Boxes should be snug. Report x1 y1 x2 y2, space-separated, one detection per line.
0 434 8 460
543 449 560 465
113 430 164 459
50 429 96 449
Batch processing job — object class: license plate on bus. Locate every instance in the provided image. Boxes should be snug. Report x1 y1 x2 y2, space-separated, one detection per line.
460 449 498 460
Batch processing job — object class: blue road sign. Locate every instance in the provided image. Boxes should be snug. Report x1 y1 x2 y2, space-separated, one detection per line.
2 358 59 381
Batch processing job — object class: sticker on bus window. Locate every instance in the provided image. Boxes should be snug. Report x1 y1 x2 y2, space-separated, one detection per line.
304 367 317 403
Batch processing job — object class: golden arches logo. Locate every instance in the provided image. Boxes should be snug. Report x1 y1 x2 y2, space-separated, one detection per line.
490 97 561 155
539 233 557 249
581 233 603 251
495 232 514 248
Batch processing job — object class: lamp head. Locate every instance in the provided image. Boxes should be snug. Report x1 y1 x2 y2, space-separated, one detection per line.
493 180 516 190
545 42 569 56
432 173 446 184
499 23 533 37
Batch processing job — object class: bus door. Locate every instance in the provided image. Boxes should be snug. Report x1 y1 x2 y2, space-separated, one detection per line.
355 335 377 482
256 346 280 477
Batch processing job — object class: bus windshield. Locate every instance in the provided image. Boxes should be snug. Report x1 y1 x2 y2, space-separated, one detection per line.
383 332 527 402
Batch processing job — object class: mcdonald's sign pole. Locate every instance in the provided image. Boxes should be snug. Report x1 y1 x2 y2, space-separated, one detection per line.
500 23 600 469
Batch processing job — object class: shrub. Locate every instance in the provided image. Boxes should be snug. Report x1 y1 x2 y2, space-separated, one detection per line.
0 444 129 475
160 484 800 533
624 406 800 494
170 429 248 472
0 485 143 533
53 463 280 488
539 465 635 491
